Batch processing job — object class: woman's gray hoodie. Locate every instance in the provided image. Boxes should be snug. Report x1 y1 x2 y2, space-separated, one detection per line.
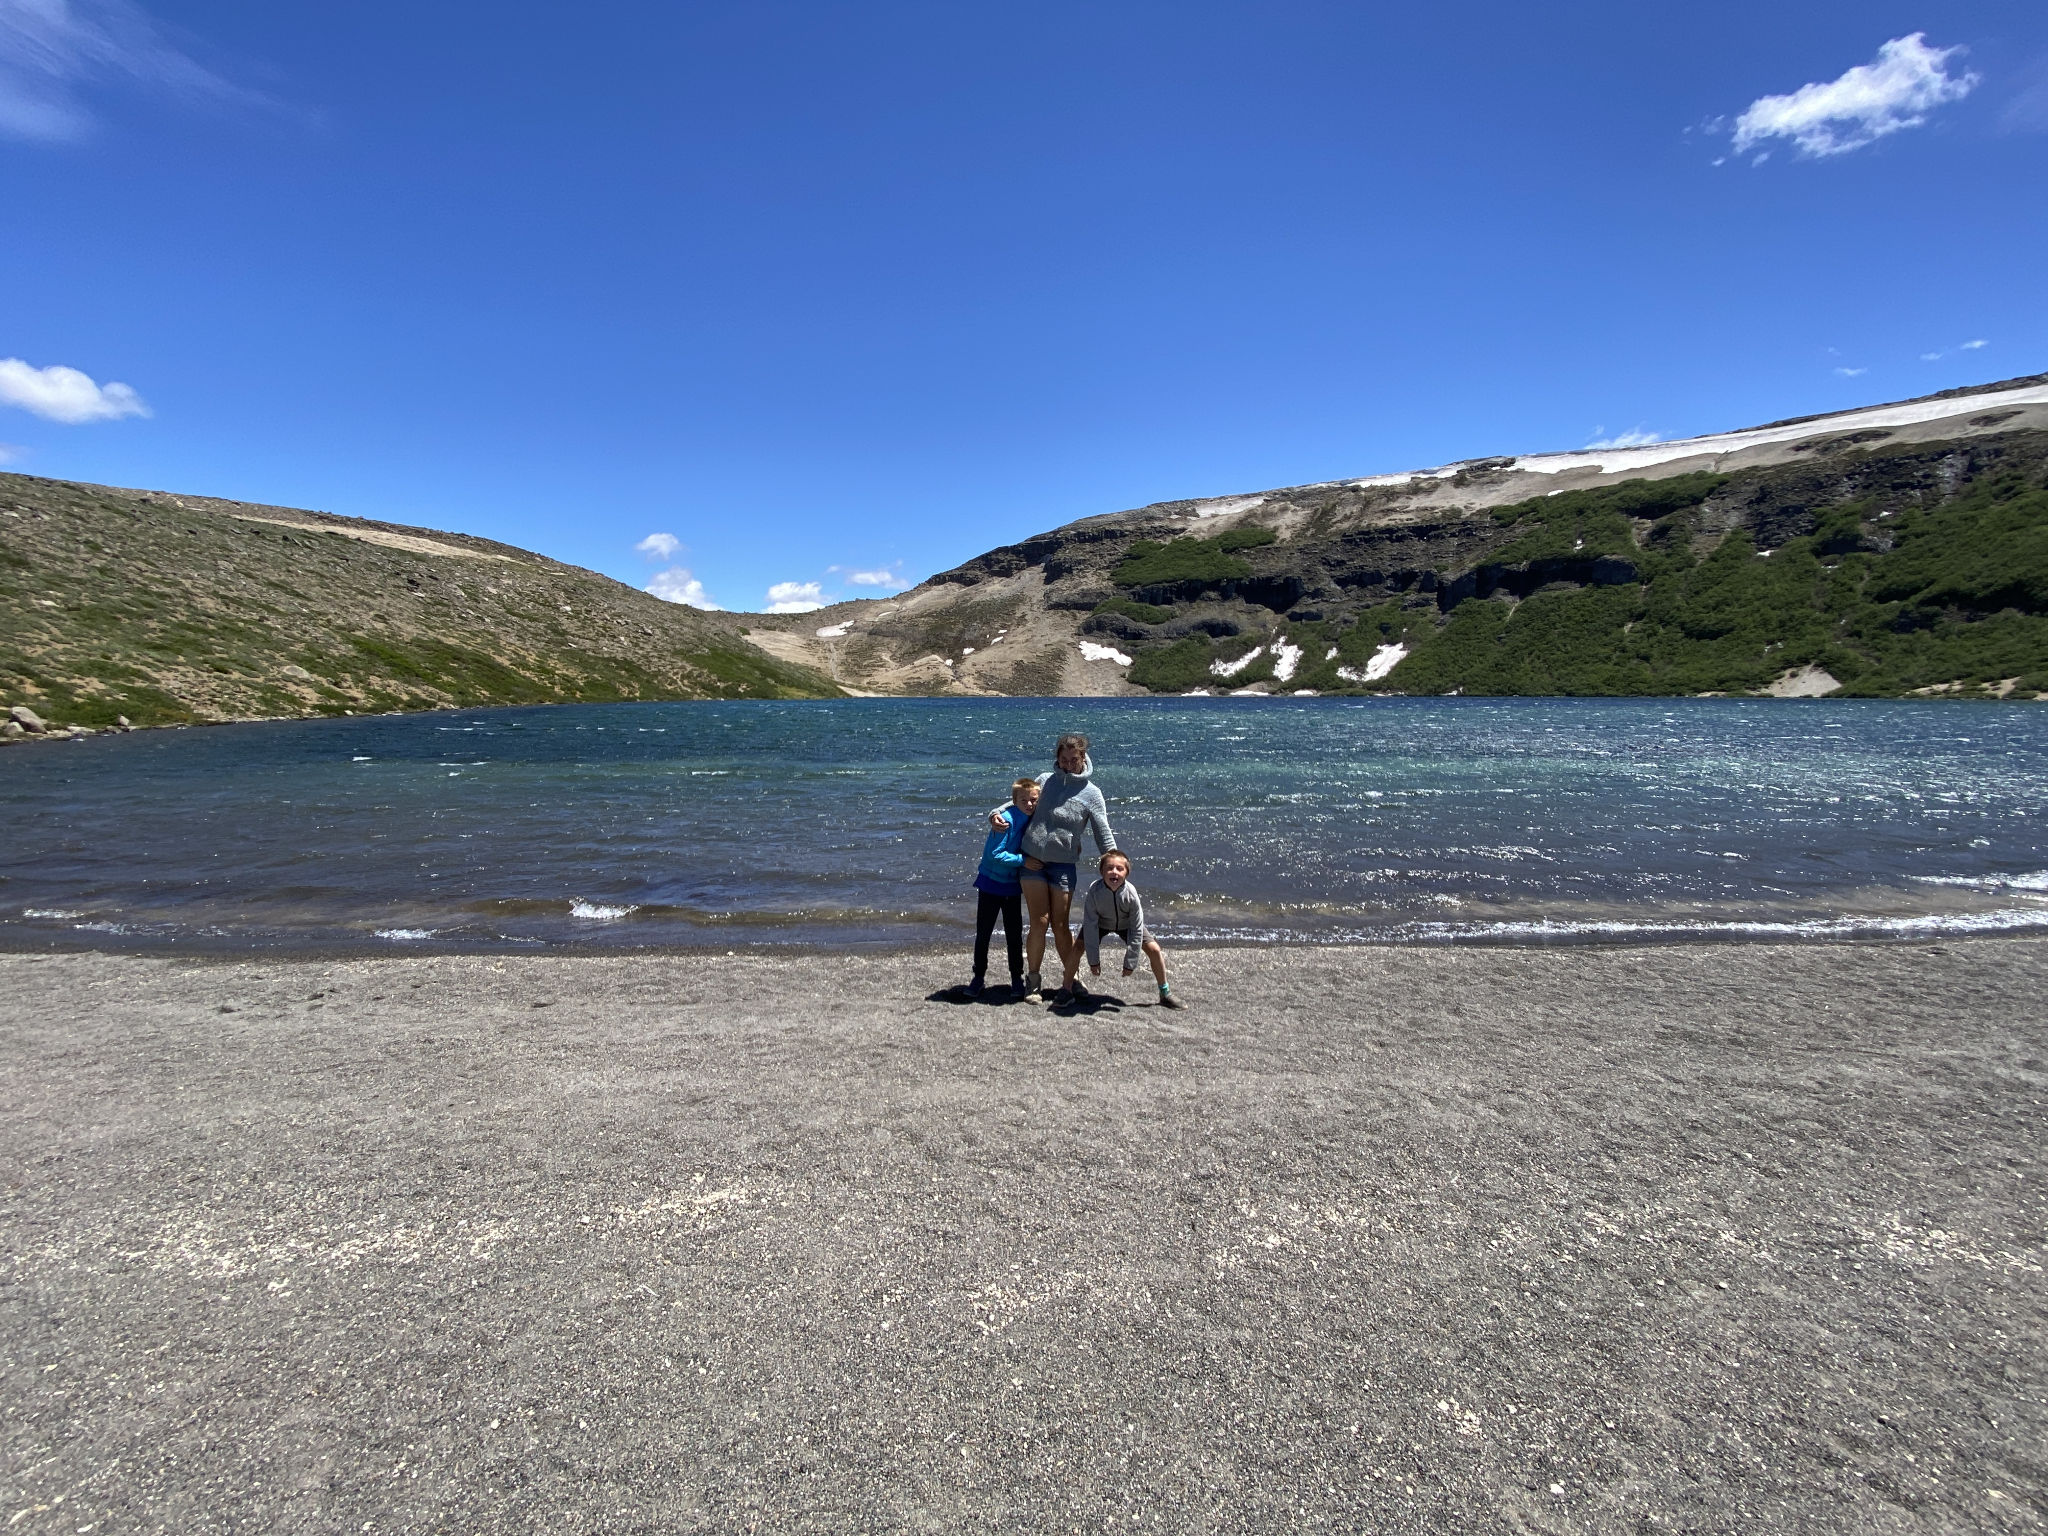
1019 754 1116 866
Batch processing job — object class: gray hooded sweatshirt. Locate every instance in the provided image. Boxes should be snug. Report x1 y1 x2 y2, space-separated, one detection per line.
1018 754 1117 867
1081 878 1147 970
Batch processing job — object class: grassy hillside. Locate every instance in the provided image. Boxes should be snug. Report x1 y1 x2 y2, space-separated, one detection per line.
0 473 838 728
1117 434 2048 699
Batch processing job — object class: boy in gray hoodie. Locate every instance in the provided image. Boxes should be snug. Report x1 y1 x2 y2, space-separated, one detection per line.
1074 851 1179 1008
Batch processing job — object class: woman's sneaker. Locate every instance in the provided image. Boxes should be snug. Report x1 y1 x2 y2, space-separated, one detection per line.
1024 971 1041 997
1050 985 1074 1006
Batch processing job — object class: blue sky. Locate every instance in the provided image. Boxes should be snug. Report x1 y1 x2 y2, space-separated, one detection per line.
3 1 2044 613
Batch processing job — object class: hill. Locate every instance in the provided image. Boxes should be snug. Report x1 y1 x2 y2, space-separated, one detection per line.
746 374 2048 701
0 475 837 733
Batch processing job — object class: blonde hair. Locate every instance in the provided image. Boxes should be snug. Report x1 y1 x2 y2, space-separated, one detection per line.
1099 850 1130 872
1012 777 1040 797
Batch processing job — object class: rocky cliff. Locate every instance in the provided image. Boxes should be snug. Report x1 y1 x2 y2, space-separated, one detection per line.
746 375 2048 700
0 475 838 733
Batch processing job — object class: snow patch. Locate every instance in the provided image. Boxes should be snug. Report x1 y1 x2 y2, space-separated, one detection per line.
1337 642 1408 684
815 622 852 638
1211 645 1266 678
1190 494 1269 520
1270 640 1302 683
1346 382 2048 486
1078 641 1132 666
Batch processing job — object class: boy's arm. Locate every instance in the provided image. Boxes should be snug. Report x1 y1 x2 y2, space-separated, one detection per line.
987 816 1025 876
1081 888 1103 971
1123 889 1145 970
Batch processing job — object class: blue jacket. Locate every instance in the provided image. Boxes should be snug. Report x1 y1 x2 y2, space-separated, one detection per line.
974 806 1030 895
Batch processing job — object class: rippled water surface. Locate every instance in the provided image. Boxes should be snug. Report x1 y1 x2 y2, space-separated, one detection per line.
4 697 2045 952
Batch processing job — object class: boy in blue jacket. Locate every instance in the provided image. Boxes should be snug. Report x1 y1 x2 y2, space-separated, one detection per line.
968 777 1039 997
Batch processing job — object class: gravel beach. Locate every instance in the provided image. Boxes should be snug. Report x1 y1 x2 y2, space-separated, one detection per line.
2 940 2043 1534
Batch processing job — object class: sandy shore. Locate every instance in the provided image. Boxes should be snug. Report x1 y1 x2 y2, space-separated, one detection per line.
2 940 2043 1533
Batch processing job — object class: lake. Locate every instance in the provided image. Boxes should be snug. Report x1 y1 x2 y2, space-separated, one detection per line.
4 696 2044 953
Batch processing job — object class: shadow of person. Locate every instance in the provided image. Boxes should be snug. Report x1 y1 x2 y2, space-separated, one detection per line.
1047 991 1127 1016
926 986 1026 1005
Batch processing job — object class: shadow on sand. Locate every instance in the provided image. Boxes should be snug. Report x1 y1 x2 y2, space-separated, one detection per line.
926 985 1138 1015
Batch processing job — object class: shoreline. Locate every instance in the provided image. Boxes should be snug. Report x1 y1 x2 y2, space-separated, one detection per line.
3 938 2043 1530
4 906 2047 960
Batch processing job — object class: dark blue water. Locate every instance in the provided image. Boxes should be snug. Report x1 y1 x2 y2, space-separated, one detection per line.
4 697 2045 953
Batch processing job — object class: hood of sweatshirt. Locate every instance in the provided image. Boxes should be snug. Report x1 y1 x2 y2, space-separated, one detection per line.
1048 752 1094 786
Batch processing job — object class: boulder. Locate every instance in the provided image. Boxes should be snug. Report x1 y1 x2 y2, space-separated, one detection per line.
9 704 47 732
1 720 23 740
116 716 131 729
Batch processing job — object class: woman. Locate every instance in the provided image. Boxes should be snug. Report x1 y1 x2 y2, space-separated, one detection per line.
1004 731 1116 1002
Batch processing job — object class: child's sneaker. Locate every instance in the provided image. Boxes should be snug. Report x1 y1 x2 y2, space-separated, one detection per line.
1158 992 1183 1008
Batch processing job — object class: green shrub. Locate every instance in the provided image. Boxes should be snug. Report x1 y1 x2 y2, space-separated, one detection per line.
1122 536 1261 593
1127 636 1218 692
1213 526 1277 553
1092 596 1175 625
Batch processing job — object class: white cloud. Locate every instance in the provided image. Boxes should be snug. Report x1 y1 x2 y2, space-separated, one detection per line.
1962 338 1988 350
1835 366 1868 378
1585 426 1662 449
0 0 253 141
764 580 825 614
0 357 150 422
844 565 910 590
634 531 680 561
646 567 719 609
1731 34 1978 160
0 441 22 463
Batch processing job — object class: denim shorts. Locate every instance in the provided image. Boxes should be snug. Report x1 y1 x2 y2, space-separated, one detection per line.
1020 860 1078 892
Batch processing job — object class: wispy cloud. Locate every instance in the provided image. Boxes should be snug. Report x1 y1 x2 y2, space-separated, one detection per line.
1834 366 1868 378
0 357 150 422
1585 426 1662 449
1728 34 1977 161
646 567 719 609
764 580 825 614
0 0 259 141
833 562 911 591
634 532 681 561
1920 338 1989 362
0 442 23 464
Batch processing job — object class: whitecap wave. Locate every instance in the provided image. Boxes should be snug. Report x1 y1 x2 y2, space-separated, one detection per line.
570 900 638 921
22 908 87 919
1912 870 2048 894
375 928 436 941
1163 906 2048 947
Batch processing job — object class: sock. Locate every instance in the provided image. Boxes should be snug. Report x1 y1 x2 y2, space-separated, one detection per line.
1158 980 1171 995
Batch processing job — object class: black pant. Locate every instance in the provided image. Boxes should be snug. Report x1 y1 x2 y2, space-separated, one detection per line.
973 889 1024 983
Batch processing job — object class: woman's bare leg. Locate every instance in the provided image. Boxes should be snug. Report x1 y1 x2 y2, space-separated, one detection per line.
1048 887 1077 985
1023 879 1052 978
